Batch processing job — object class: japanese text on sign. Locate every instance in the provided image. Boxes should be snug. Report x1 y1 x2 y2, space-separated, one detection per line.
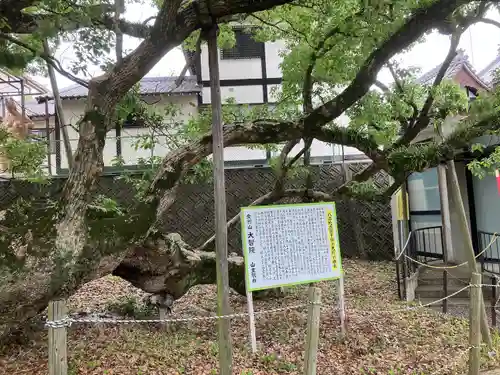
241 203 342 292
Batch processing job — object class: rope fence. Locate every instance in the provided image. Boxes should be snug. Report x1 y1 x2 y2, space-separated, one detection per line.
45 283 500 329
43 286 468 329
43 280 492 375
43 243 500 375
44 302 311 328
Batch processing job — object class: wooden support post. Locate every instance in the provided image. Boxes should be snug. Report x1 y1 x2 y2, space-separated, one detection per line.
48 300 68 375
469 272 481 375
437 163 452 313
206 24 233 375
304 287 322 375
447 161 492 347
159 308 170 332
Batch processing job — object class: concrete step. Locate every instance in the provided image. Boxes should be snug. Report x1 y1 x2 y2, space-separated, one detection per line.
418 297 470 309
419 270 469 281
415 284 470 299
417 275 469 288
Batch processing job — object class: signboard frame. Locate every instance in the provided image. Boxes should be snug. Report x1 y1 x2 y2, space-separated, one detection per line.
240 202 343 292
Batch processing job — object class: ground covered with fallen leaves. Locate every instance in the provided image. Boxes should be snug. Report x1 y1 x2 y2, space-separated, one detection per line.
1 259 500 374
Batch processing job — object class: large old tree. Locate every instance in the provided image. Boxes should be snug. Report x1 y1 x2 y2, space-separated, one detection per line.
1 0 500 338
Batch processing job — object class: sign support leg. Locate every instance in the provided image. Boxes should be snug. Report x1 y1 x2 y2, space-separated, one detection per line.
338 273 346 339
246 290 257 353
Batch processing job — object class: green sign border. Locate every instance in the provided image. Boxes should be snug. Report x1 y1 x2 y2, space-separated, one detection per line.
241 202 343 292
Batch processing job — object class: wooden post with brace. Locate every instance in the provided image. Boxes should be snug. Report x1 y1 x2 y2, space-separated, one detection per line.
198 7 233 374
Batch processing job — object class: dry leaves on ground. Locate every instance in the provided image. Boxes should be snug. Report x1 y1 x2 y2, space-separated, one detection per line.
1 259 499 375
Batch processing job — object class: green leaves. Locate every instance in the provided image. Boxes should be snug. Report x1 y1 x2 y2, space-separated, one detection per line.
468 146 500 179
0 129 49 179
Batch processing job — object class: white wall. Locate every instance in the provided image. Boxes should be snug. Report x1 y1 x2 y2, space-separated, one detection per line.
207 146 267 163
265 41 286 79
199 39 286 81
447 162 471 263
56 95 198 170
200 45 262 81
473 171 500 234
472 170 500 262
202 86 264 104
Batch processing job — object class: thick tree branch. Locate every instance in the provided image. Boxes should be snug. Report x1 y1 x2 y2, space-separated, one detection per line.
301 0 470 131
387 61 419 126
78 113 500 278
302 13 362 113
477 18 500 29
0 1 152 38
176 35 202 87
374 80 390 93
57 0 321 260
147 118 386 236
394 29 462 146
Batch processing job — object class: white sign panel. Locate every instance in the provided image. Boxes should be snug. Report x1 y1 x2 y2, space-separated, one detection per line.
241 202 342 292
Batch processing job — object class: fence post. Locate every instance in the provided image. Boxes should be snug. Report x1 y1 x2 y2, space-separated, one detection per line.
159 308 169 332
492 275 497 327
48 299 68 375
468 272 481 375
304 287 321 375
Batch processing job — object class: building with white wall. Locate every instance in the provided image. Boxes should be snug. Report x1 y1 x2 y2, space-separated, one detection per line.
185 25 368 167
3 26 370 176
50 76 200 172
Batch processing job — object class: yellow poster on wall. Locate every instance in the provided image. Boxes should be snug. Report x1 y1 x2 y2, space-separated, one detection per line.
396 188 409 220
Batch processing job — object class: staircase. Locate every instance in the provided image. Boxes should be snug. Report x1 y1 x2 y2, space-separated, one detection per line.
415 262 497 316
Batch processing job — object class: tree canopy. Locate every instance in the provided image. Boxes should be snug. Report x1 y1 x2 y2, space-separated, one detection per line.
2 0 500 338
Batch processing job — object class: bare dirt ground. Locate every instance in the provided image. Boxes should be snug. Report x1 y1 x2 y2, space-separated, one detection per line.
1 259 500 374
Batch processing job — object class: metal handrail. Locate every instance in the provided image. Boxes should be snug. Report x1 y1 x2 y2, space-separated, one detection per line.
395 231 413 261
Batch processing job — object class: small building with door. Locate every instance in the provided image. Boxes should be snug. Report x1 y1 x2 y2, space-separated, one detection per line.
392 51 500 288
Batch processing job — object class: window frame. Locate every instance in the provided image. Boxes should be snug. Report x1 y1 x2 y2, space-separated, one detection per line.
220 29 264 60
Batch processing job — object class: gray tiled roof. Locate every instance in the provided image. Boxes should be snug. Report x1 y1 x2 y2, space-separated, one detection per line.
6 99 55 118
416 49 488 88
59 75 201 99
479 55 500 86
24 100 55 118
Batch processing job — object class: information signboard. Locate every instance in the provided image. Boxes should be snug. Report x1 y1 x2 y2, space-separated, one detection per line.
241 202 342 292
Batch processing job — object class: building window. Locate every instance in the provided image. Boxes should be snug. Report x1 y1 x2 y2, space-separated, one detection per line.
31 129 56 154
407 168 441 212
221 29 264 60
